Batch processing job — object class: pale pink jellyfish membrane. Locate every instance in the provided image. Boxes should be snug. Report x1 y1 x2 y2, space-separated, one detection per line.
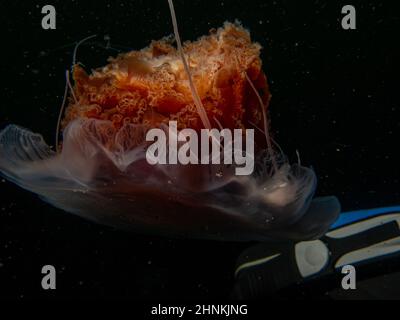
0 0 339 241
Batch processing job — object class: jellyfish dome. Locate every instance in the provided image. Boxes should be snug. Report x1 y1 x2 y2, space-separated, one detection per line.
0 17 339 241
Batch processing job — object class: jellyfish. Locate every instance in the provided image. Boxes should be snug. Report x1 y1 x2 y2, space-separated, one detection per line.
0 0 339 241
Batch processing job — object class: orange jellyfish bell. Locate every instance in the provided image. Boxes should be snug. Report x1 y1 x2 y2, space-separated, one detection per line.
0 1 339 241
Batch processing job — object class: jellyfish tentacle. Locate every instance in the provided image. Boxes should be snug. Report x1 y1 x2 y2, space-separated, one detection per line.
66 69 78 104
55 70 70 152
72 34 97 68
167 0 211 131
244 73 278 173
296 150 302 166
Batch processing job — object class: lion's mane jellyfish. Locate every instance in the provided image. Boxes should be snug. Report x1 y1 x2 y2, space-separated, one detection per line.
0 1 339 241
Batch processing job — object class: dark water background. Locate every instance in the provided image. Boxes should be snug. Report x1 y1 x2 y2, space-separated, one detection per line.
0 0 399 299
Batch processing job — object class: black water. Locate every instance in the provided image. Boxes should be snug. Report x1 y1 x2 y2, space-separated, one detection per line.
0 0 399 299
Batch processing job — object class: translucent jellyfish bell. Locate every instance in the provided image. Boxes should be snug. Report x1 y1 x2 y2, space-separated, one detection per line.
0 119 339 241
